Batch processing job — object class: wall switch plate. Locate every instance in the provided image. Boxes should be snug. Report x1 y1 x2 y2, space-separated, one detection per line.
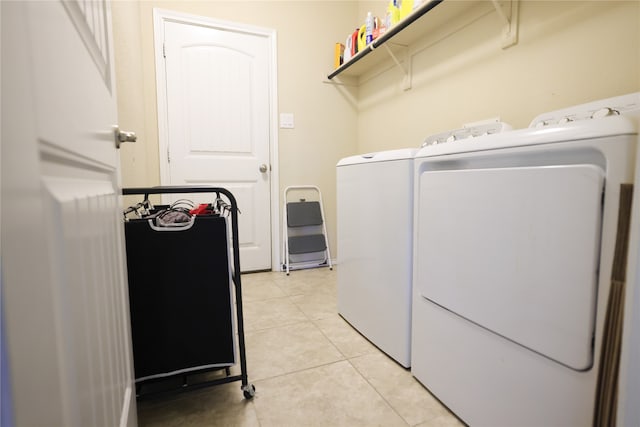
280 113 294 129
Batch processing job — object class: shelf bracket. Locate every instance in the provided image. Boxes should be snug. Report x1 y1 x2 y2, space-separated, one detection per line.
491 0 519 49
382 43 412 91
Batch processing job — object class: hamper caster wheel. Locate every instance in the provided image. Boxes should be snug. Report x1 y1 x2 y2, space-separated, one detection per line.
242 384 256 399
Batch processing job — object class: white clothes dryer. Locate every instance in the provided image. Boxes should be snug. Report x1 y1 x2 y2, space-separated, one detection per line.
411 93 640 426
337 149 417 367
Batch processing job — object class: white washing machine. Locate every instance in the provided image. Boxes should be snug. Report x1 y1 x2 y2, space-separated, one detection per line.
411 93 640 426
337 148 417 367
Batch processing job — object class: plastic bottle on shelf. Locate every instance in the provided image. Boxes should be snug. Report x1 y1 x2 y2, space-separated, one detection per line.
365 12 374 45
344 34 353 62
400 0 414 20
386 0 400 29
357 24 367 52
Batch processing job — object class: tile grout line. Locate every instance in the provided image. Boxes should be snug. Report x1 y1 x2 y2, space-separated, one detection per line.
250 357 349 385
344 356 414 427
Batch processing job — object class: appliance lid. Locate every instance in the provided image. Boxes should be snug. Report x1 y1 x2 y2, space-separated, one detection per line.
337 148 418 167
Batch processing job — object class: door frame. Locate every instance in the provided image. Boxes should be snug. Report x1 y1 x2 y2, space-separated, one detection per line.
153 8 281 271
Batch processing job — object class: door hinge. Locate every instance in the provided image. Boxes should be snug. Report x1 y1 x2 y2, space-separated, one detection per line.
167 148 170 163
163 42 166 58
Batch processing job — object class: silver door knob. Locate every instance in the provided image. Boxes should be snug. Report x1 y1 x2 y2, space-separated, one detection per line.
114 126 137 149
259 164 268 173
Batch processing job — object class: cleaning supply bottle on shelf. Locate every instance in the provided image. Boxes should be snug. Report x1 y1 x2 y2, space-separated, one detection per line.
385 0 400 29
400 0 414 20
357 24 367 52
344 34 353 62
365 11 374 45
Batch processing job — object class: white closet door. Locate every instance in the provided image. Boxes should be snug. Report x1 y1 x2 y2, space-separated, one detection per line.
159 16 274 271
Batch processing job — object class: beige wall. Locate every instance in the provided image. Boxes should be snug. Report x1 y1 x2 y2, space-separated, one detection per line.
113 0 640 266
357 0 640 153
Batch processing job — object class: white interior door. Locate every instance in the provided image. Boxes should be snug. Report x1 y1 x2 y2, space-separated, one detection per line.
156 12 276 272
1 1 136 426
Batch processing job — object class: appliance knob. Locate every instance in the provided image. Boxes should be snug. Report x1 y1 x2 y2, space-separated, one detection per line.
592 107 619 119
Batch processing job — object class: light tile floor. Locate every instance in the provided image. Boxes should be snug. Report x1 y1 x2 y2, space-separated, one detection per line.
137 268 465 427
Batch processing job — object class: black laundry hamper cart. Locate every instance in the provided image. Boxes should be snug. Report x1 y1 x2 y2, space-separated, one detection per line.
122 186 255 399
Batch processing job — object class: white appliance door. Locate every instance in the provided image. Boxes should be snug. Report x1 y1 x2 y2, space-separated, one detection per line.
415 164 604 370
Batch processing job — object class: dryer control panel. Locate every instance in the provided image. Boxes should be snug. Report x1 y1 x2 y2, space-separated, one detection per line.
421 120 512 147
530 92 640 128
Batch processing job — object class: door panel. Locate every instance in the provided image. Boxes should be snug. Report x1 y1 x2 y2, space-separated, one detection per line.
42 171 130 426
28 0 118 166
181 45 253 153
162 18 273 271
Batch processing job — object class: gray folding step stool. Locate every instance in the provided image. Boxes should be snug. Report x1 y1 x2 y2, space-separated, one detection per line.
282 185 333 275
